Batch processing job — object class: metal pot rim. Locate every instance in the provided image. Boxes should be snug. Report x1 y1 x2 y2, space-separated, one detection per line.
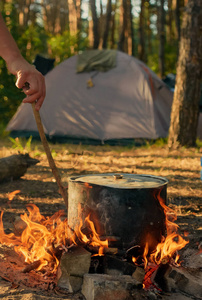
69 173 168 189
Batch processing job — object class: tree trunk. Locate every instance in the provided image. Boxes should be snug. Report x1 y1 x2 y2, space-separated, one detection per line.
174 0 181 40
158 0 165 78
102 0 112 48
146 1 152 59
110 1 117 49
59 0 69 33
88 15 94 48
129 0 135 56
168 0 202 148
68 0 77 35
90 0 100 48
118 0 133 55
41 0 61 34
138 0 145 61
98 0 104 48
118 0 125 51
167 0 174 42
72 0 82 48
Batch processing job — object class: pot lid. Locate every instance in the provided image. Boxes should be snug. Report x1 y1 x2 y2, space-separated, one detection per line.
72 173 168 189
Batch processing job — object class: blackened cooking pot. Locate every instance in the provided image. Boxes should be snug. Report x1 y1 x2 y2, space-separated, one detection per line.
68 173 168 251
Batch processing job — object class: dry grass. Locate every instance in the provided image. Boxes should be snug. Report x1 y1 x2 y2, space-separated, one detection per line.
0 137 201 216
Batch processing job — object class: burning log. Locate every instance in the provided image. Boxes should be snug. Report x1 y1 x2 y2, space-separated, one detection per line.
0 154 39 182
13 216 27 236
86 244 125 257
153 259 172 292
22 260 41 273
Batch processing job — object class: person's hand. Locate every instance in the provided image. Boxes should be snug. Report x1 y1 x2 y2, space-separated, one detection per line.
7 57 46 111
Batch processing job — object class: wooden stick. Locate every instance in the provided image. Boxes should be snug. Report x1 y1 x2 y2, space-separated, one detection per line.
31 103 68 211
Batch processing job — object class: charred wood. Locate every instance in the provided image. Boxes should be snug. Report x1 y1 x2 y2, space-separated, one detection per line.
153 261 171 292
89 256 105 274
86 244 125 257
103 255 138 279
22 260 41 273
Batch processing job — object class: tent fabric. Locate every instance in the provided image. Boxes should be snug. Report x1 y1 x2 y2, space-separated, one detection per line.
77 49 117 73
6 50 202 142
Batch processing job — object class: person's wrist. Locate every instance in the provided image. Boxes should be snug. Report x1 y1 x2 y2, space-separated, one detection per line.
6 54 28 75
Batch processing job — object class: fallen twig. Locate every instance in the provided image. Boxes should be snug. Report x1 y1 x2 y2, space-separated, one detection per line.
0 274 12 282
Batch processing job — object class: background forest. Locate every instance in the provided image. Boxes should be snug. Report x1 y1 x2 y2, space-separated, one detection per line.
0 0 184 127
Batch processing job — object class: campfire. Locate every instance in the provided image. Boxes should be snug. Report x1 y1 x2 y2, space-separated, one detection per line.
1 173 201 300
0 203 110 273
0 183 189 297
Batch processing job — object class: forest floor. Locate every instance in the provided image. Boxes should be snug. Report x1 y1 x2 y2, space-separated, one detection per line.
0 138 201 300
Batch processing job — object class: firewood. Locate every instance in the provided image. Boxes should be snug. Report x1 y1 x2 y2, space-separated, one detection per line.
13 216 27 235
0 154 39 183
153 261 171 292
22 260 41 273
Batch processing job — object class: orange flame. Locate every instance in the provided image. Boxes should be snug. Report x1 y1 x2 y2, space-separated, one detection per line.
8 190 21 201
0 189 188 276
0 204 108 273
149 232 188 265
1 204 70 272
140 192 189 268
0 211 21 246
73 214 108 255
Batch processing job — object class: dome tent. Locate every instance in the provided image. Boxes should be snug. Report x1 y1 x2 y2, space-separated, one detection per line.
6 50 202 143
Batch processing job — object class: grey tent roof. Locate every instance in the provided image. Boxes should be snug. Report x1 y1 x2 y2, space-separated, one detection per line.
6 50 202 141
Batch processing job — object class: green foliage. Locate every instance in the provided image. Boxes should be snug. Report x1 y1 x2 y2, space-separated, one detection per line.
0 59 24 124
164 42 178 75
48 31 89 64
153 138 168 147
0 1 24 125
18 24 48 63
147 52 159 74
0 2 49 127
147 40 178 76
196 138 202 149
0 122 9 137
9 136 33 153
2 1 19 41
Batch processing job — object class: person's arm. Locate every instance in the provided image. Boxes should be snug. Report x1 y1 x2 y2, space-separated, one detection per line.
0 13 45 110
